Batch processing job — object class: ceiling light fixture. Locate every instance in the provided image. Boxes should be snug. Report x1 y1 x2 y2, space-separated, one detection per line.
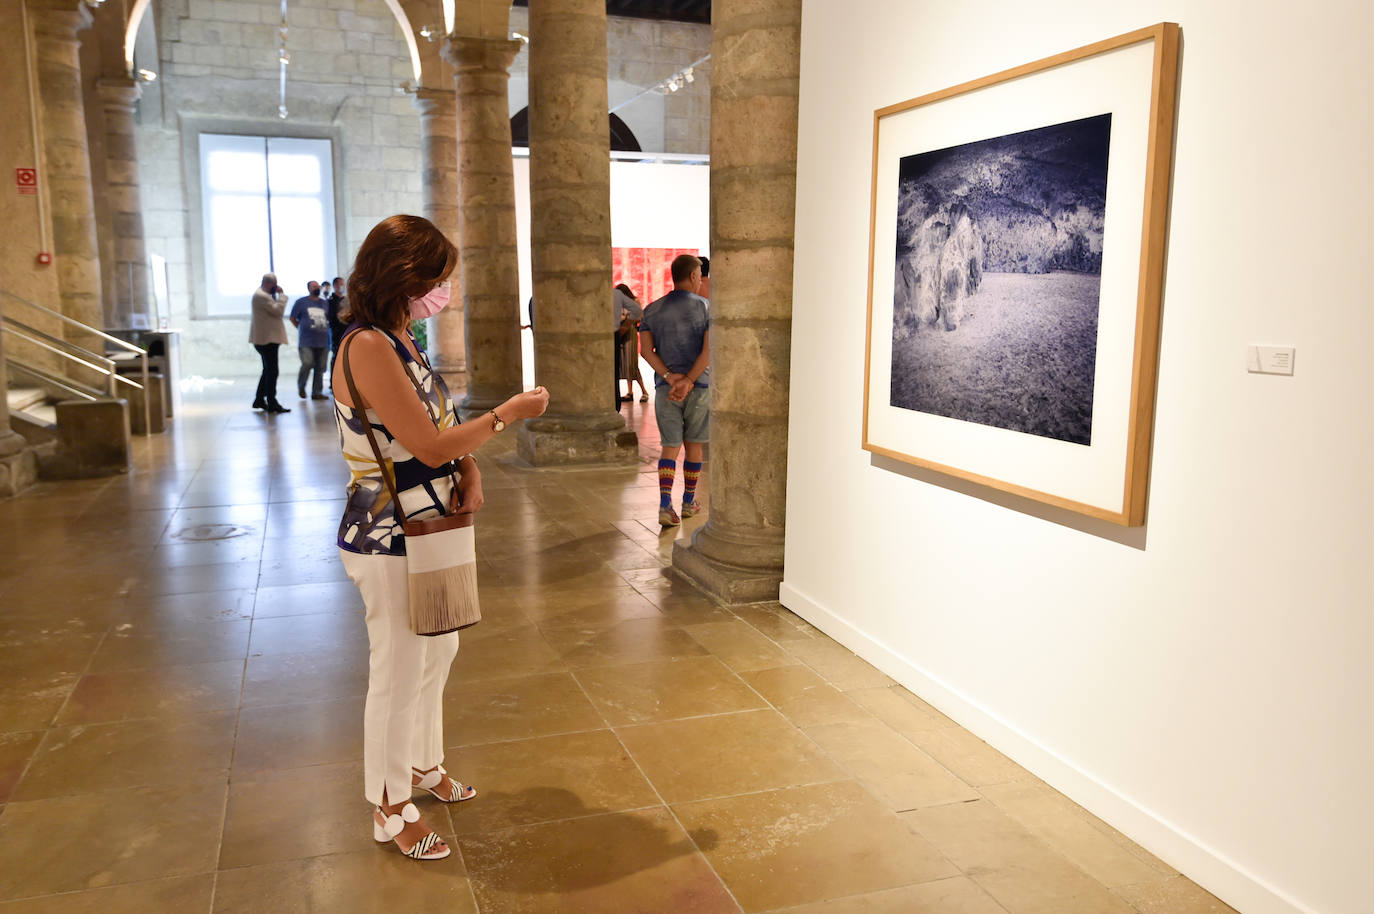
609 54 710 114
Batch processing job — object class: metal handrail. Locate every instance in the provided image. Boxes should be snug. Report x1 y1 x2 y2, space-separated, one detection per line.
4 319 121 385
1 287 154 434
0 289 146 355
8 359 102 403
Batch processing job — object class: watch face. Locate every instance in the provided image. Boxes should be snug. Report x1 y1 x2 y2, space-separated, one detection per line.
493 416 506 432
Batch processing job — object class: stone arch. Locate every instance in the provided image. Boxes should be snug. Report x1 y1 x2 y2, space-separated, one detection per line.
509 106 642 152
124 0 425 82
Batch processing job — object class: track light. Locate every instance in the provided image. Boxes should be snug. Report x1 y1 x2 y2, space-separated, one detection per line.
511 31 528 43
136 68 158 83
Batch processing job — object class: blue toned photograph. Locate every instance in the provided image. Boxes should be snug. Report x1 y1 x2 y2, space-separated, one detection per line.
890 113 1112 446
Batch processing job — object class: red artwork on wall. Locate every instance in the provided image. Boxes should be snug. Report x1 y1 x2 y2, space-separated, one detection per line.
612 247 700 306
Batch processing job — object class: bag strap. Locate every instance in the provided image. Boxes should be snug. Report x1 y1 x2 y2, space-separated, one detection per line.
338 328 461 525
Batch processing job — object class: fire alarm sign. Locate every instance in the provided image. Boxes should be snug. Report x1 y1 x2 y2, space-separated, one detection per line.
16 168 38 195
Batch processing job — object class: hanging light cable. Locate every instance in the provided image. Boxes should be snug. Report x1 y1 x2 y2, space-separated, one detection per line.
609 54 709 114
277 0 289 118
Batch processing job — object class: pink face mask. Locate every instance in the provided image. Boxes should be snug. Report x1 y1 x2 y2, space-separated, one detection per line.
408 282 450 320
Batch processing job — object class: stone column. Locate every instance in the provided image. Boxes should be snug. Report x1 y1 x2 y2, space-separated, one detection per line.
516 0 635 465
672 0 803 603
441 35 523 415
96 77 149 330
412 87 467 383
29 0 104 339
0 313 39 497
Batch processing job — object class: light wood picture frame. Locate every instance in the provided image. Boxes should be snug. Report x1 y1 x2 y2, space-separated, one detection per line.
862 23 1180 526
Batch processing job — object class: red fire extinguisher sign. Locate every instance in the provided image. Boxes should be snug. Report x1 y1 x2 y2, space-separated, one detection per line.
16 168 37 195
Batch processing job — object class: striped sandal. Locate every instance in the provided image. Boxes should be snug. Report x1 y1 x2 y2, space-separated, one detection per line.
412 765 477 803
373 802 450 860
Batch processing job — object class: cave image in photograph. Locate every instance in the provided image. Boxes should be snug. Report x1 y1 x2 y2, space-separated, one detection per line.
889 113 1111 445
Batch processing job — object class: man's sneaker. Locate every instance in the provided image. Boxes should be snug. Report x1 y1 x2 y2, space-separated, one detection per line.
658 506 680 527
680 501 702 519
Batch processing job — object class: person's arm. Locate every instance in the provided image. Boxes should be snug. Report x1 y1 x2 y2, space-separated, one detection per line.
638 327 684 387
267 292 287 319
671 329 709 399
336 330 548 468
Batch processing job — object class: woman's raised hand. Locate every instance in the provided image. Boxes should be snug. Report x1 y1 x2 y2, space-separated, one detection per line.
507 386 549 420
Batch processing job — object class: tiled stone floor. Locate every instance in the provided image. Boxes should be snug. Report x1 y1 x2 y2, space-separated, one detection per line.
0 382 1237 913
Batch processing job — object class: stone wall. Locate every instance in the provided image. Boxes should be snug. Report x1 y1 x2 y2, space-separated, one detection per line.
133 0 424 378
133 1 709 380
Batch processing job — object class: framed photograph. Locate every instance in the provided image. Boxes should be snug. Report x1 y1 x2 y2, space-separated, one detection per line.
863 23 1180 526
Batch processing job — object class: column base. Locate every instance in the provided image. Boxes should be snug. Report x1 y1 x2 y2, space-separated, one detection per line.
671 522 785 604
515 413 638 466
0 431 37 497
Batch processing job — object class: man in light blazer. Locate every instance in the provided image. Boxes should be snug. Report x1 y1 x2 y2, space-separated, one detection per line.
249 272 291 413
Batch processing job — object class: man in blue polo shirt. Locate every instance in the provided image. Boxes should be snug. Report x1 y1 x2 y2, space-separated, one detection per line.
639 254 710 527
289 281 331 400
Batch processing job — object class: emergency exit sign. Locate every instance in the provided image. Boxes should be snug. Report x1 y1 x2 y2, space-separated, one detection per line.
15 168 37 195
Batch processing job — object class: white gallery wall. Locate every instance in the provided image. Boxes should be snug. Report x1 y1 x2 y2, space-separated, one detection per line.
782 3 1372 914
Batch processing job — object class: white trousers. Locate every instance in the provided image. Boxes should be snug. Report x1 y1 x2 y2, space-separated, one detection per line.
340 549 460 806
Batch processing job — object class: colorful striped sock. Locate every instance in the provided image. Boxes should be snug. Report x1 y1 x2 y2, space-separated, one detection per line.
658 459 676 508
682 461 703 505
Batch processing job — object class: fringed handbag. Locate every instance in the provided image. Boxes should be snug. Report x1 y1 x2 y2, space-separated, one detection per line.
340 329 481 636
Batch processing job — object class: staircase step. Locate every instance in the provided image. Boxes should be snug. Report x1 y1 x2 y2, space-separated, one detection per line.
7 387 47 413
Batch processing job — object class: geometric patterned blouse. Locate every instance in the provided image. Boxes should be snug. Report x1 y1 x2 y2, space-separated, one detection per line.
335 327 461 556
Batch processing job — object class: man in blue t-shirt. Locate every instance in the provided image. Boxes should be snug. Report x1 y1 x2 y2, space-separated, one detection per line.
289 281 331 400
639 254 710 527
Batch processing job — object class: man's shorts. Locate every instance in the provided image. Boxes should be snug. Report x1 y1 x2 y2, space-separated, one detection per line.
654 386 709 447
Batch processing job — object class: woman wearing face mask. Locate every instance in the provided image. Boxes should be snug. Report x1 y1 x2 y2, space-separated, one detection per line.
333 214 549 861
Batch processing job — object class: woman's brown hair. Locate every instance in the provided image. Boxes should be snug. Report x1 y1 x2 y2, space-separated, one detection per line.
342 215 457 329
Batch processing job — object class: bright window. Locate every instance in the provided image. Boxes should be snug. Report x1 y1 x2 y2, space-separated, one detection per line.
198 134 336 316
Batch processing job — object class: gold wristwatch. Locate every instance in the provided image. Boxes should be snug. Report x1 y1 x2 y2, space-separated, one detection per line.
489 409 506 433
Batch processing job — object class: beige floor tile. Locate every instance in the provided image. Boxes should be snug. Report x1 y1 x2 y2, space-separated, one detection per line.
0 673 79 733
0 632 104 679
0 732 42 803
448 729 659 835
805 717 979 811
233 697 364 771
252 580 363 617
651 594 738 625
14 711 237 801
574 657 766 725
212 846 474 913
55 659 245 725
149 537 264 568
118 588 256 626
518 586 662 629
219 760 415 868
740 665 871 728
246 609 368 657
731 603 823 642
0 874 214 913
541 616 710 668
241 646 370 707
783 639 895 690
760 876 1009 913
0 784 223 900
981 780 1174 887
443 623 567 683
443 672 607 746
905 726 1029 787
87 619 250 673
902 799 1136 914
846 685 956 734
128 562 265 598
674 780 956 911
1112 875 1240 913
617 709 845 803
683 621 795 672
459 807 738 914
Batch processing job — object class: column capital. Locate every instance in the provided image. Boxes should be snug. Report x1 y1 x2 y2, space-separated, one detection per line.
440 35 523 74
410 87 455 118
25 0 93 36
96 76 141 113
